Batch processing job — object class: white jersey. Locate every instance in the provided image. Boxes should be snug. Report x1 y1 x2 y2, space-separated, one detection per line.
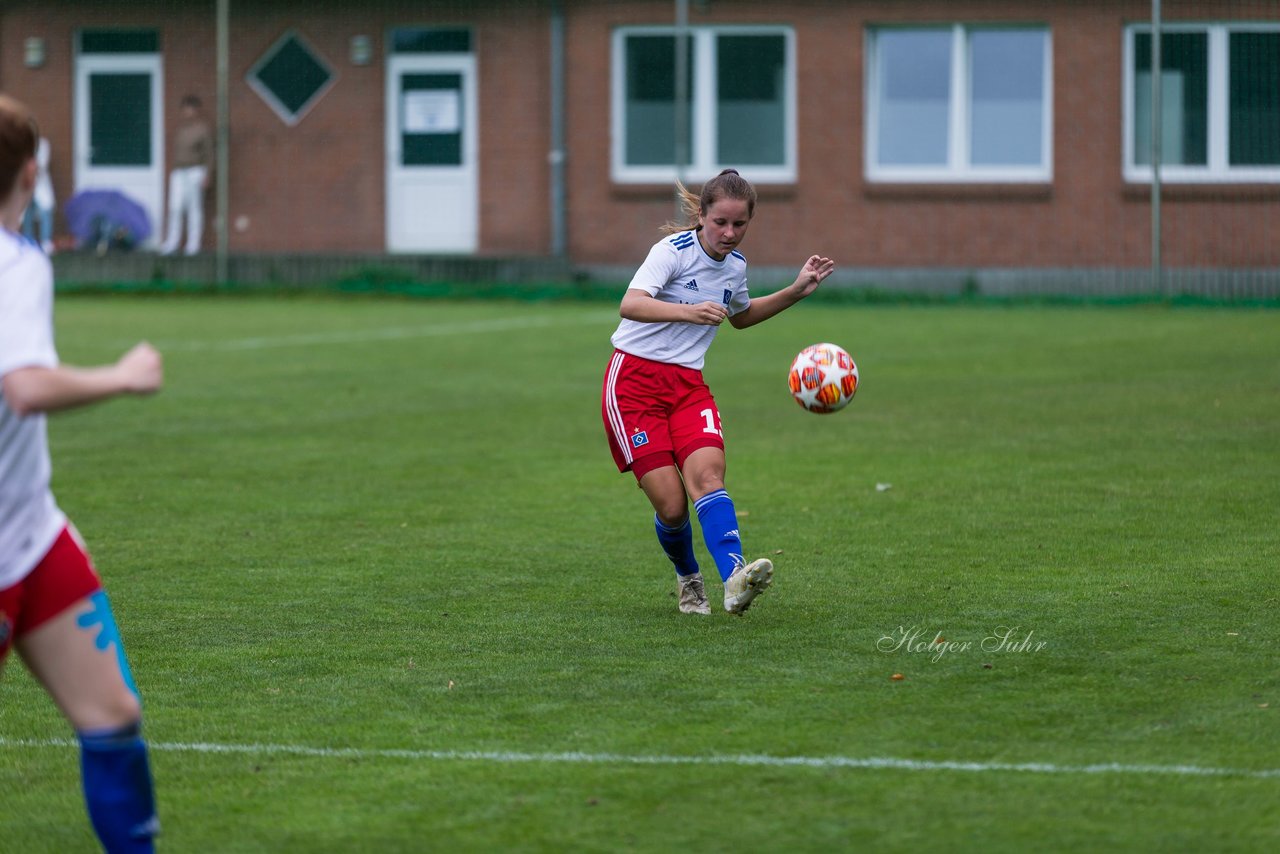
610 230 751 370
0 230 66 589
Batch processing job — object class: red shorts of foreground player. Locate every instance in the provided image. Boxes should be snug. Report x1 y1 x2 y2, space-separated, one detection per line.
602 349 726 481
0 526 103 662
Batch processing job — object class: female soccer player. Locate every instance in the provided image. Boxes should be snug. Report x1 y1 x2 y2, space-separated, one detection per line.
0 94 162 852
601 168 834 615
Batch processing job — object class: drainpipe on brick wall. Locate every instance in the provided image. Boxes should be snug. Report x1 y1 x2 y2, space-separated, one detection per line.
550 0 567 258
674 0 690 219
1151 0 1163 296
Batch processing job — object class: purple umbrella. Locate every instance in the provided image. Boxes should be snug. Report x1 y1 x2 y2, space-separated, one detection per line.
64 189 152 252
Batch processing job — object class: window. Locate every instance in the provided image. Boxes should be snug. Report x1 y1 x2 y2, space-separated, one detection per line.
248 31 335 126
866 25 1052 182
79 29 160 54
89 74 152 165
1126 24 1280 182
612 26 795 183
391 28 471 54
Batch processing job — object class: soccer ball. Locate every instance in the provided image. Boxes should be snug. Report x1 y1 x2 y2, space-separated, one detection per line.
788 343 859 414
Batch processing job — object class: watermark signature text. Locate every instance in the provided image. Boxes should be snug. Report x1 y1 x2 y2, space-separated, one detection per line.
877 625 1047 663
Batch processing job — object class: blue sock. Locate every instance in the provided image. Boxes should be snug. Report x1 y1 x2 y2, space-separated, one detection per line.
655 514 700 577
694 489 744 582
79 722 158 854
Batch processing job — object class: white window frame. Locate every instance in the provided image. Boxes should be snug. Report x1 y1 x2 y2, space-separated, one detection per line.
865 24 1053 184
1124 22 1280 184
611 25 797 184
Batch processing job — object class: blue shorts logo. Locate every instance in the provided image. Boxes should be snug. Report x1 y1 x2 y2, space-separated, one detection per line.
631 431 650 448
722 289 732 305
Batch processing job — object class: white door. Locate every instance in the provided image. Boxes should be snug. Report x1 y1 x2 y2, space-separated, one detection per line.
74 55 165 248
386 54 478 253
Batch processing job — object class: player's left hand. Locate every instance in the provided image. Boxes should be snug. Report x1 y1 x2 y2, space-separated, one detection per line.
793 255 835 297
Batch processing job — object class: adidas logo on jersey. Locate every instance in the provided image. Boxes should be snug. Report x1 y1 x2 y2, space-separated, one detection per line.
683 279 699 291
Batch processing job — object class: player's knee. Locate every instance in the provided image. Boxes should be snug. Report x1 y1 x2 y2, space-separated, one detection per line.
638 456 689 524
688 472 725 499
77 685 142 732
655 503 689 528
111 690 143 727
650 489 689 527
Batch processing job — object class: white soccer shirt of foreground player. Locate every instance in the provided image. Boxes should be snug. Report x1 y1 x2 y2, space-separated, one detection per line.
609 229 752 370
0 232 67 587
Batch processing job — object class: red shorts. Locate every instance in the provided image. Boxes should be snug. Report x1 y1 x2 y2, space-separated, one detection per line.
0 526 103 663
601 349 725 481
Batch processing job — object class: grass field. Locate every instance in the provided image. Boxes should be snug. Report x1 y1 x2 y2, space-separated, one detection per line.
1 294 1277 852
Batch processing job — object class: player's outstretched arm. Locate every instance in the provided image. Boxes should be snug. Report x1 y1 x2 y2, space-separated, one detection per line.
2 342 163 417
729 255 835 329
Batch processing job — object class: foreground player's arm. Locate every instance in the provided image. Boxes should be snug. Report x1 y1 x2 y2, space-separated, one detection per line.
620 289 728 326
729 255 835 330
2 342 163 417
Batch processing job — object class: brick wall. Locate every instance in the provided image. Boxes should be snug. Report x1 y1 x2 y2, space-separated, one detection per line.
562 0 1280 271
3 1 1277 270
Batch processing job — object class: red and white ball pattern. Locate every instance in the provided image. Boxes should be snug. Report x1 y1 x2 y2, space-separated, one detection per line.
788 343 859 414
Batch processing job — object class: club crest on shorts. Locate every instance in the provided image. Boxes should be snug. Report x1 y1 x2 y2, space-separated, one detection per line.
631 430 650 448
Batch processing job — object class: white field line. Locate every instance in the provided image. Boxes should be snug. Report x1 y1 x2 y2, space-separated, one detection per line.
2 737 1276 779
154 312 617 352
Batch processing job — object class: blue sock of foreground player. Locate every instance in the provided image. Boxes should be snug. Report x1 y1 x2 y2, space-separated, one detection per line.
655 514 700 577
694 489 744 582
79 721 158 854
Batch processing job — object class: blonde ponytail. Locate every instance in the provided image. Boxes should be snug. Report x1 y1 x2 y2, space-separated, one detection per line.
660 179 703 235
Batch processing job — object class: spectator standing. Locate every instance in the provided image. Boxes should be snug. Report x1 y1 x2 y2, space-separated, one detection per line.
159 94 212 256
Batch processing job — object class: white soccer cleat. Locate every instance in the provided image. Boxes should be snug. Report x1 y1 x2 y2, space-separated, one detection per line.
723 558 774 615
678 573 711 615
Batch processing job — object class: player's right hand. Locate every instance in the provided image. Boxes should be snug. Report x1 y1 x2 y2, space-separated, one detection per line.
117 342 164 395
687 302 728 326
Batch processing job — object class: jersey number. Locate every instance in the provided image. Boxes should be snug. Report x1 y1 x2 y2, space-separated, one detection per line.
701 408 722 437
